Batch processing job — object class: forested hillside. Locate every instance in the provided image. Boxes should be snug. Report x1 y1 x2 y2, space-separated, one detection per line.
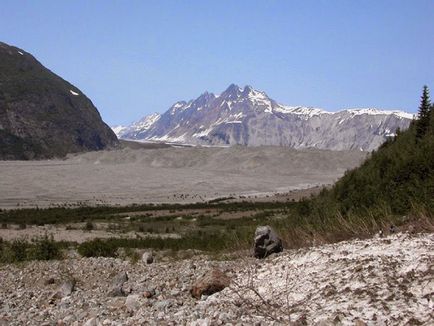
297 86 434 237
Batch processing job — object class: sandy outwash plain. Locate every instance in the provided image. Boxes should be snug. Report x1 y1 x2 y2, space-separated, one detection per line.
0 144 367 209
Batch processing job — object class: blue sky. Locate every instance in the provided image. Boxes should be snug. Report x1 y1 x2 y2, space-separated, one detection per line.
1 1 433 125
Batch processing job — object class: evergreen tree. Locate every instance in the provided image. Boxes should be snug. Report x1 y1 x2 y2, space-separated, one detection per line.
430 103 434 134
416 85 431 140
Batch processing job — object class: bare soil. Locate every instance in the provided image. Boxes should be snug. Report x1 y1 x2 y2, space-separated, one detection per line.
0 145 366 209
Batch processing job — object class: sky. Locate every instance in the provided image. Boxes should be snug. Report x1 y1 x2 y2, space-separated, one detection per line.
1 1 433 126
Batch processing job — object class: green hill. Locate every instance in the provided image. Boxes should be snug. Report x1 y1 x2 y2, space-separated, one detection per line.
288 86 434 244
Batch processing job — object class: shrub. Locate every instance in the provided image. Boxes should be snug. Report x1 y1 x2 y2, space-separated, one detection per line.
29 235 63 261
10 239 28 262
77 239 118 257
84 221 94 231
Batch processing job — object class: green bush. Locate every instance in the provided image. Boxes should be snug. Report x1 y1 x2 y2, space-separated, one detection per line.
84 221 94 231
0 235 64 263
29 235 63 261
77 239 118 257
9 239 28 262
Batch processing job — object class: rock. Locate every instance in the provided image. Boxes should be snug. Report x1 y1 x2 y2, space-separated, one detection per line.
143 289 155 299
191 318 211 326
44 277 56 285
60 279 76 297
293 314 308 325
125 294 140 312
191 269 230 299
142 251 154 264
108 272 128 297
154 300 172 311
253 225 283 258
62 315 74 324
83 317 99 326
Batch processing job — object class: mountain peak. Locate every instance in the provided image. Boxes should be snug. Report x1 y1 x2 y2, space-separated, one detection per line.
243 85 254 92
223 83 243 95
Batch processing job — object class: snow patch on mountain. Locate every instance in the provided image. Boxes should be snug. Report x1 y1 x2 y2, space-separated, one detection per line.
342 108 415 120
275 105 330 117
112 125 128 138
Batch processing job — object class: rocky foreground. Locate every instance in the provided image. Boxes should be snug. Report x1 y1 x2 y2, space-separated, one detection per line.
0 233 433 325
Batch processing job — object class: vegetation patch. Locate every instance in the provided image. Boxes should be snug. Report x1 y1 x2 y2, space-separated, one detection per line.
0 235 66 264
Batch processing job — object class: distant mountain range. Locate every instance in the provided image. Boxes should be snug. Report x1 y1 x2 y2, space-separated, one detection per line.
113 84 413 151
0 42 118 159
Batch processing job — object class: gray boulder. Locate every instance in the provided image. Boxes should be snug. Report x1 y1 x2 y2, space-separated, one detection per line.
142 251 154 264
253 225 283 258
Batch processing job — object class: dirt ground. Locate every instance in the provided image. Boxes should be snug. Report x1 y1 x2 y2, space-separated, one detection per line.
0 145 366 209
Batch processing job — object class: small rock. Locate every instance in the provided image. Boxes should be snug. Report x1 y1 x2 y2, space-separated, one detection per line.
154 300 172 311
83 317 99 326
191 269 230 299
44 277 56 285
60 279 75 297
108 271 128 297
293 314 308 325
143 289 155 299
62 315 74 324
191 318 211 326
354 319 367 326
142 251 154 264
125 294 140 312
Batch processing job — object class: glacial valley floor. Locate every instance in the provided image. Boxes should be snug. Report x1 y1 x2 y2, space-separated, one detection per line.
0 145 366 209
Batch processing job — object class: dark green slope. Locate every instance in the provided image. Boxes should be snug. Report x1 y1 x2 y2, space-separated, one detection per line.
304 89 434 223
0 42 118 159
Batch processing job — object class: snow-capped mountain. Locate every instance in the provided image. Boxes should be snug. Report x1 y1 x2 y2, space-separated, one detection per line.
113 113 160 139
113 84 414 151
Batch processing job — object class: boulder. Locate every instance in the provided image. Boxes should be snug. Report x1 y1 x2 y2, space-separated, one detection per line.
191 269 230 299
253 225 283 258
142 251 154 264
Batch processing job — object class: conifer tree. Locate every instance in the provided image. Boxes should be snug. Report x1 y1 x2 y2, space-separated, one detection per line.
416 85 431 140
430 103 434 134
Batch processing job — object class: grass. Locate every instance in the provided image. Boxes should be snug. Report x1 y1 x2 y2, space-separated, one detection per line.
2 197 433 263
76 228 253 257
0 235 67 264
0 201 290 225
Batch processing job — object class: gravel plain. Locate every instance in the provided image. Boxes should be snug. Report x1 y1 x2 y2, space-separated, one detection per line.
0 146 366 209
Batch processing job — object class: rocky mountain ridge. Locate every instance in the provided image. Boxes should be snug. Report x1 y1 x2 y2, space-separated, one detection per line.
114 84 413 151
0 42 118 160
